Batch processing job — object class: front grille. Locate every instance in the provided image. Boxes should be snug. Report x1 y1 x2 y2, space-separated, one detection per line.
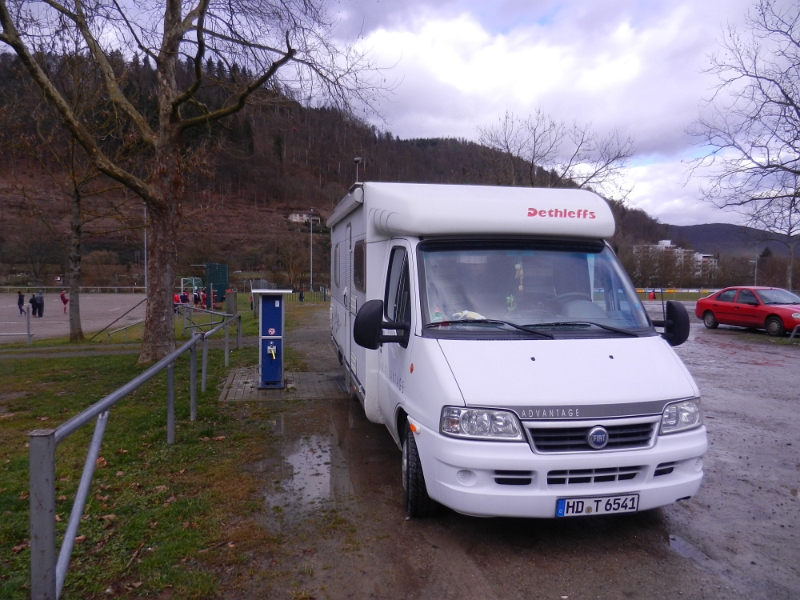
547 466 642 485
494 470 533 486
528 423 654 452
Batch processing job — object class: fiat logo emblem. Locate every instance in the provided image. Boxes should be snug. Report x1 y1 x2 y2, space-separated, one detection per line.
587 426 609 450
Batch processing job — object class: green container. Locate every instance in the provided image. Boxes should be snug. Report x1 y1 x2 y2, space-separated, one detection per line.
205 263 228 307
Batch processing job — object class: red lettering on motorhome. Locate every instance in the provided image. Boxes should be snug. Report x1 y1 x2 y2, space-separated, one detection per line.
527 208 596 219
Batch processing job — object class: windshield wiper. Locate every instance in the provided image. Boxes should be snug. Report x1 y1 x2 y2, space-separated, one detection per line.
535 321 639 337
426 319 554 339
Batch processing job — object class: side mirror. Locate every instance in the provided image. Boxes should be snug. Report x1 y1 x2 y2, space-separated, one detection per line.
652 300 690 347
353 299 410 349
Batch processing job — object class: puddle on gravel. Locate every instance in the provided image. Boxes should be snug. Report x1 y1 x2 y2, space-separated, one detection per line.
262 399 388 531
260 397 402 531
669 534 710 563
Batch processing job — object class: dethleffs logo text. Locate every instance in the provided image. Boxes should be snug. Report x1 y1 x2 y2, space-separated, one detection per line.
527 208 596 219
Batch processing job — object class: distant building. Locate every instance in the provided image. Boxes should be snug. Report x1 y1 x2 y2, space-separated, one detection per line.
287 212 318 224
633 240 718 284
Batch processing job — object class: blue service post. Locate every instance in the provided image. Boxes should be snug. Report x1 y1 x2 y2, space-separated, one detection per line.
253 289 293 389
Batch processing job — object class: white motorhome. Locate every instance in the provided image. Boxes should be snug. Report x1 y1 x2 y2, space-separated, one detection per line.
328 182 706 518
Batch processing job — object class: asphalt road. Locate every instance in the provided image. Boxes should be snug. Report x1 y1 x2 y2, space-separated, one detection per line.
235 303 800 600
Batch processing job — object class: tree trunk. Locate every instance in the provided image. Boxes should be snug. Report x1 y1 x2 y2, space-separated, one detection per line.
68 195 84 341
138 133 183 364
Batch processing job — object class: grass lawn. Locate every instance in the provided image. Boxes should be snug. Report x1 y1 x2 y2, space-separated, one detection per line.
0 303 315 599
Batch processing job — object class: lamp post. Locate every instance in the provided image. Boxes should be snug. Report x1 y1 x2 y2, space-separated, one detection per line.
309 213 320 291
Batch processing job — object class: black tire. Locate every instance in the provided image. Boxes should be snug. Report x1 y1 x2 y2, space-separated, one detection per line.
765 316 785 337
402 425 438 517
703 311 719 329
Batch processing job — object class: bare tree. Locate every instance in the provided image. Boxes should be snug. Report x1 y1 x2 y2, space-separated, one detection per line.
9 51 138 342
478 109 634 198
477 111 530 185
0 0 382 362
742 193 800 288
689 0 800 288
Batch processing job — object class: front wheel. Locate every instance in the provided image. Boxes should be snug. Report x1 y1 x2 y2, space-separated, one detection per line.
765 316 785 337
402 425 438 517
703 311 719 329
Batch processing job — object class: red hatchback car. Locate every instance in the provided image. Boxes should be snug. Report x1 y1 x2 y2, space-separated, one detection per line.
695 286 800 336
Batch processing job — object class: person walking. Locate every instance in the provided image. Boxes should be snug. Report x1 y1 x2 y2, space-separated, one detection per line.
36 291 44 317
29 293 38 317
17 291 25 315
299 285 305 303
60 290 69 314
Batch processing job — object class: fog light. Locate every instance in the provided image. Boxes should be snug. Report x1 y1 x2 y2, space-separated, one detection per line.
694 458 703 472
456 470 477 486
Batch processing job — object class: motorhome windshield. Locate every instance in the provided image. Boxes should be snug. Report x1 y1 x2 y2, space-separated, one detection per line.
418 240 652 338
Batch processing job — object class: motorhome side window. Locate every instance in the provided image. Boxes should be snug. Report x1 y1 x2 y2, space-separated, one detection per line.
385 247 411 323
333 244 340 287
354 240 366 293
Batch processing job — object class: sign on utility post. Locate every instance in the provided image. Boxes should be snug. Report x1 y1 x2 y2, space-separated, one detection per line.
252 289 292 389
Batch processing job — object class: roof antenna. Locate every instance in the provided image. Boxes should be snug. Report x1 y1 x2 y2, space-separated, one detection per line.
354 156 362 183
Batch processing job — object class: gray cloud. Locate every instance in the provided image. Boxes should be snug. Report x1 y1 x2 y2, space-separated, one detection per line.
333 0 786 225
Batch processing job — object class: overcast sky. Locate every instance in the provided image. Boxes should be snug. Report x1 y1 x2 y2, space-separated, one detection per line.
327 0 777 227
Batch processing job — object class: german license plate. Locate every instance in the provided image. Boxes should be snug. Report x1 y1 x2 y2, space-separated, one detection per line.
556 494 639 517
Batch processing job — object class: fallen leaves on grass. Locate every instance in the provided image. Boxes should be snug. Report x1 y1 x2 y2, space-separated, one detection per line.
12 542 28 554
95 457 107 468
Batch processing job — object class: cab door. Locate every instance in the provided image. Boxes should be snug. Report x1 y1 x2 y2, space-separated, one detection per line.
733 289 762 327
378 244 415 429
710 288 738 325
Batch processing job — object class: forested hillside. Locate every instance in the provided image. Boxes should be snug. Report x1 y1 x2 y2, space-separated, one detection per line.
2 51 789 290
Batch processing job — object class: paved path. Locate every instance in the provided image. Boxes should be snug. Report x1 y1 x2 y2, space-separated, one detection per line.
218 368 347 401
219 304 349 402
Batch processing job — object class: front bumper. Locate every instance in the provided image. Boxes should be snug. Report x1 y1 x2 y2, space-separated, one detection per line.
409 418 707 518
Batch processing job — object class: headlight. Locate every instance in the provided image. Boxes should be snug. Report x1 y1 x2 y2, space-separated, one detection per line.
440 406 525 441
791 312 800 320
660 399 703 434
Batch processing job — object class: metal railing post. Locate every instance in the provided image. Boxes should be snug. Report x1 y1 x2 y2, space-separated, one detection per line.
201 335 209 393
167 363 175 445
190 336 197 421
224 323 230 367
56 411 108 598
237 315 242 349
29 429 57 600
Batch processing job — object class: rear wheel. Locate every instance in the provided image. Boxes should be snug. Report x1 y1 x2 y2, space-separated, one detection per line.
402 424 438 517
765 316 785 337
703 311 719 329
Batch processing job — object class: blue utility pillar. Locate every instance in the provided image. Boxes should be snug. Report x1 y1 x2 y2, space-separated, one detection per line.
252 289 293 389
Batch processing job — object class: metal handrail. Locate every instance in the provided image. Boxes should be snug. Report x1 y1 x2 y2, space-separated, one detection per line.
106 318 146 343
177 304 230 336
28 312 242 599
